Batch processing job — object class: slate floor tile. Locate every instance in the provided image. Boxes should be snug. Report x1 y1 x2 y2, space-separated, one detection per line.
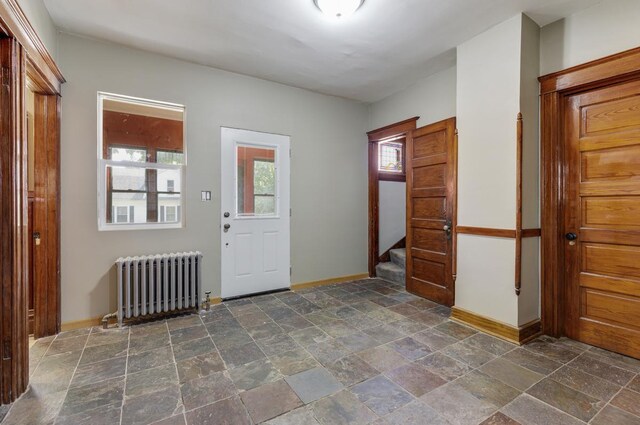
79 341 128 366
240 380 303 423
59 377 125 418
480 411 521 425
434 321 478 340
311 390 378 425
229 357 282 390
173 337 216 362
184 396 251 425
326 354 379 386
549 365 620 401
285 367 343 403
523 339 581 364
269 348 319 376
307 339 352 365
176 350 225 383
422 383 497 425
526 378 604 422
126 363 178 398
335 332 380 353
501 348 562 375
128 346 174 373
568 353 635 386
362 325 405 344
591 405 640 425
455 371 521 408
169 324 208 344
264 406 320 425
55 402 122 425
246 322 284 340
359 345 410 373
70 356 127 388
387 337 432 361
180 371 236 410
385 362 446 397
122 385 183 425
465 333 517 356
411 329 458 351
255 333 299 356
351 375 414 415
417 352 474 381
442 341 495 368
479 358 543 391
2 387 67 425
610 388 640 417
501 394 584 425
219 341 266 368
288 326 331 347
382 400 450 425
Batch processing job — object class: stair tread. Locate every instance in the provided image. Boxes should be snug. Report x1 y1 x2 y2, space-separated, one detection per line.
389 248 406 256
376 261 404 272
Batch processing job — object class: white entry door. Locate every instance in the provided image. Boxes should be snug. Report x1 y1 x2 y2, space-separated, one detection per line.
221 127 290 298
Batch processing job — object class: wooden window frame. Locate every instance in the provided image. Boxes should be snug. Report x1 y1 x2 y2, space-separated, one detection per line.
367 117 419 277
538 46 640 337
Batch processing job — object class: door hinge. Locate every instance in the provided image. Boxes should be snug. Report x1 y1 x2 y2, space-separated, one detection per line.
290 208 292 217
290 266 292 276
289 148 291 158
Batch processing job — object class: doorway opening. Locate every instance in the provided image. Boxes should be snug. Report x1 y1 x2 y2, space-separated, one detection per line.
367 118 418 281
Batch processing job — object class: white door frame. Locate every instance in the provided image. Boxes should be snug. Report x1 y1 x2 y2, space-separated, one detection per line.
220 127 291 299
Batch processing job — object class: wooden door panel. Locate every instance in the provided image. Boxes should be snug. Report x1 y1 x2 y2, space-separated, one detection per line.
413 164 446 188
583 289 640 329
565 79 640 358
412 197 446 220
406 118 456 306
582 197 640 228
582 94 640 134
581 144 640 180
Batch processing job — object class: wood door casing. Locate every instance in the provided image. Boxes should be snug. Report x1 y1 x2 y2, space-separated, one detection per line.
406 118 456 306
564 79 640 358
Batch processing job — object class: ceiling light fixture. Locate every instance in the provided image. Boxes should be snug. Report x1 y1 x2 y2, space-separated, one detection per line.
313 0 365 19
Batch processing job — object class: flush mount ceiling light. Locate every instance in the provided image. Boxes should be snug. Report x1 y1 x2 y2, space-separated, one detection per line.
313 0 365 19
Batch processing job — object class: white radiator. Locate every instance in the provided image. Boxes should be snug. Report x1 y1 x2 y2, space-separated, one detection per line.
115 252 203 327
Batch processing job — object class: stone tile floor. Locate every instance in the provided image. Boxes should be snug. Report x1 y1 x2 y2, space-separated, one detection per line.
2 278 640 424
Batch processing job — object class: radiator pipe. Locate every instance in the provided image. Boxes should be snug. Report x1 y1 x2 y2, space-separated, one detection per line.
203 291 211 311
101 311 118 329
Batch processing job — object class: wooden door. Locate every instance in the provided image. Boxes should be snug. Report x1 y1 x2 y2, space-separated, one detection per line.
32 93 61 338
564 79 640 358
406 118 456 306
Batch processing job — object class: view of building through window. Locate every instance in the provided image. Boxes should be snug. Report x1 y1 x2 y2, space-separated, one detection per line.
99 93 185 229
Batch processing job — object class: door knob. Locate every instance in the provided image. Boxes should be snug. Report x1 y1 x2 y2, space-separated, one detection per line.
443 221 452 240
565 232 577 241
223 223 231 233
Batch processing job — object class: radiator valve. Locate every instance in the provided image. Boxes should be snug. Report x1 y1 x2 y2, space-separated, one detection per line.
203 291 211 311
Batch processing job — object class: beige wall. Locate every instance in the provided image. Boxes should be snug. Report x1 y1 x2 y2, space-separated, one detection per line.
16 0 58 61
540 0 640 75
455 14 541 327
58 33 369 323
368 66 457 130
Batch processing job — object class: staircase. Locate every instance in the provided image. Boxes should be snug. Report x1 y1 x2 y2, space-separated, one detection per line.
376 248 406 285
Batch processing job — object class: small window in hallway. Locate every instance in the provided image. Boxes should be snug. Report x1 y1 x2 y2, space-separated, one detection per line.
98 92 185 230
378 139 404 173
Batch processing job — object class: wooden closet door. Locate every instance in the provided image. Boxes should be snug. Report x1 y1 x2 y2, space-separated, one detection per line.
406 118 456 306
564 78 640 358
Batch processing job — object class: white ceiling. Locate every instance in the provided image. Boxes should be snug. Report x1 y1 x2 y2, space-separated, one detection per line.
44 0 602 103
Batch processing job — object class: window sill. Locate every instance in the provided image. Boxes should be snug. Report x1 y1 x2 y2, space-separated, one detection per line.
98 222 184 232
378 172 406 182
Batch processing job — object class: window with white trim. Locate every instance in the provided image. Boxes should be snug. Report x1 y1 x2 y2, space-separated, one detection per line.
98 92 185 230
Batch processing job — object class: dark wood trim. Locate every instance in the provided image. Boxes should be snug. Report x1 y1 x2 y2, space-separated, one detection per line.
456 226 541 239
32 93 61 338
378 172 406 182
0 36 29 404
539 46 640 337
456 226 516 238
451 307 542 345
379 237 406 264
515 113 523 296
539 46 640 95
367 117 419 140
0 0 64 94
368 118 418 277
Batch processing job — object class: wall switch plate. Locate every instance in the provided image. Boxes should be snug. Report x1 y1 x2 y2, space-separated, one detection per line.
201 191 212 201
